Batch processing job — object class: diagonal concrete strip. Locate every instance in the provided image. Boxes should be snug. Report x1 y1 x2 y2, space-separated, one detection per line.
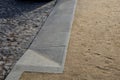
5 0 77 80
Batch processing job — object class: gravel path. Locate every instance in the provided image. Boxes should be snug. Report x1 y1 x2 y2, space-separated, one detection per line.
0 0 56 80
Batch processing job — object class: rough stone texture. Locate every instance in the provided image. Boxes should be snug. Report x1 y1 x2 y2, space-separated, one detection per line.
0 0 56 80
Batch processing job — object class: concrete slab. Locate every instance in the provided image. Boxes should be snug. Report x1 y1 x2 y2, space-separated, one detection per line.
5 0 77 80
30 32 68 48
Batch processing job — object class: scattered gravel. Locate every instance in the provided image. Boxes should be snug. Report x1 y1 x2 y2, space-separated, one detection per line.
0 0 56 80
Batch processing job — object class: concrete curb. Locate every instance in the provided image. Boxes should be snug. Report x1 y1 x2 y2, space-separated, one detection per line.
5 0 77 80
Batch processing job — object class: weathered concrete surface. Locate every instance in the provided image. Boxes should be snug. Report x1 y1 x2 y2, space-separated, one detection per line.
21 0 120 80
5 0 77 80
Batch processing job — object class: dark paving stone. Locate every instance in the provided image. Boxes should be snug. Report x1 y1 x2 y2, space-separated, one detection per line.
0 0 47 18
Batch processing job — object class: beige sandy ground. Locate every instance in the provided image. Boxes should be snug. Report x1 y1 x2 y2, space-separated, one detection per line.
20 0 120 80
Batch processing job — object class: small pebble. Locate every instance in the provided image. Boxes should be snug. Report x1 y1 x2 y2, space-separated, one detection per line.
0 61 4 65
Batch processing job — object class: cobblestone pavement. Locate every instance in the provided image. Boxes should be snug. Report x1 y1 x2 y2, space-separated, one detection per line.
0 0 56 80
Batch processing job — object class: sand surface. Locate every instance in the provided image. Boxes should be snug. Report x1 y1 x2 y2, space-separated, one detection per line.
20 0 120 80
